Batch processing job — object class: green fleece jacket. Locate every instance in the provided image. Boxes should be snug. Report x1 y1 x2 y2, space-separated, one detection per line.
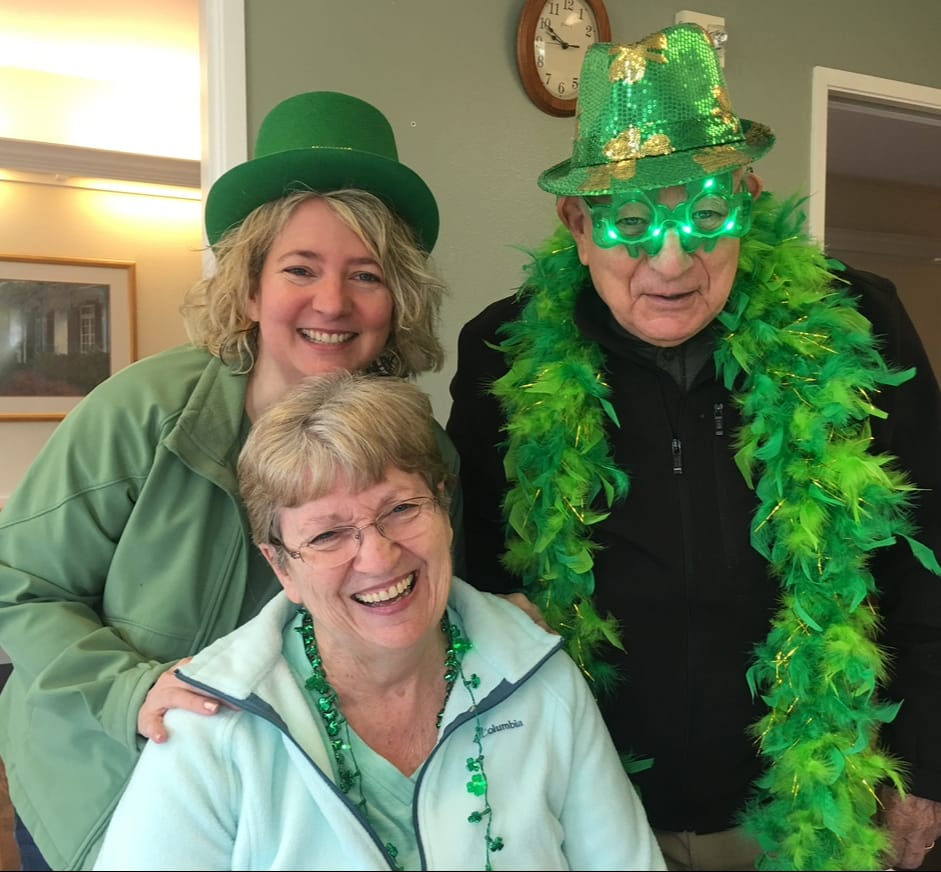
0 344 463 870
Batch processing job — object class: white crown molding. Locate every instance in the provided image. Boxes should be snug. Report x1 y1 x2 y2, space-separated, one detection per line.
0 137 200 187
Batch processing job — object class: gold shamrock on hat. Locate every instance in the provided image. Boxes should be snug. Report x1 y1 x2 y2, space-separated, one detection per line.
608 34 668 84
712 86 740 131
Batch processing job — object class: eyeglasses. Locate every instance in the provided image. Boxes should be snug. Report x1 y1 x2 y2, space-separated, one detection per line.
586 172 753 258
272 495 440 569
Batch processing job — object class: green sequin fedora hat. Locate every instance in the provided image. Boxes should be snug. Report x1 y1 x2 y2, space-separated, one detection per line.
538 23 775 196
205 90 439 251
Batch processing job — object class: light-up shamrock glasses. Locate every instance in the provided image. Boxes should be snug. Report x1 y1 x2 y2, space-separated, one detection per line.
585 172 754 258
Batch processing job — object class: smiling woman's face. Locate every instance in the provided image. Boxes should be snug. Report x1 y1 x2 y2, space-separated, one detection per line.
247 197 394 403
262 467 453 658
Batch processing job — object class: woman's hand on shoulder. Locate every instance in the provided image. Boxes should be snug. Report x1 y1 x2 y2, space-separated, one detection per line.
137 658 224 743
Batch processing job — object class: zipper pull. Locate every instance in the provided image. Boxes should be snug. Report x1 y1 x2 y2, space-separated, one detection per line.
713 402 725 436
671 437 683 475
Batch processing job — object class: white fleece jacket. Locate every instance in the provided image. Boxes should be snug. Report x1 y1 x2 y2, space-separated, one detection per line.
94 579 665 871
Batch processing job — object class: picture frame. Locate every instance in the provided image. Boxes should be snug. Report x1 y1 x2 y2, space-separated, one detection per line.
0 255 137 421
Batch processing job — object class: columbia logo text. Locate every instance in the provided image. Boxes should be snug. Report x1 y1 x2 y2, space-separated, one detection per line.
485 718 524 735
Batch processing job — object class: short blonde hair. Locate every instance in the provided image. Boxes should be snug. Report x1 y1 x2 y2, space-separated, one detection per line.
182 189 446 376
238 371 452 555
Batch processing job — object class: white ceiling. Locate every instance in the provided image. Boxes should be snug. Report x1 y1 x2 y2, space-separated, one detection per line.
2 1 940 191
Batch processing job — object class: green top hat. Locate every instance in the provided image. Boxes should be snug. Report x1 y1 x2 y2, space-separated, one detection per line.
205 91 439 251
539 23 775 196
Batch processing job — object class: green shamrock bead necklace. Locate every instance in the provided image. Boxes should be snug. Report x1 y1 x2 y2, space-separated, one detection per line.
296 608 505 870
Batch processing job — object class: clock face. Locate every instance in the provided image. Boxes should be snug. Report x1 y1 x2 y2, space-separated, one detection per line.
533 0 600 102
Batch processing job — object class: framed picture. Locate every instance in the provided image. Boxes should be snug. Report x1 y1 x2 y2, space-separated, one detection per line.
0 255 136 421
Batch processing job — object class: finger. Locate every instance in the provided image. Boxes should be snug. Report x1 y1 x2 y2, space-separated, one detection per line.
893 836 933 871
895 847 927 871
138 688 221 741
152 687 221 717
138 710 169 744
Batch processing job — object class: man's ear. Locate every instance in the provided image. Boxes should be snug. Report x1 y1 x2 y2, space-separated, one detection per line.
557 197 593 266
744 171 764 199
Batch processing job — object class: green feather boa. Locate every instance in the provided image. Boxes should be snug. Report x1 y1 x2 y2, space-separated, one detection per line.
491 192 941 870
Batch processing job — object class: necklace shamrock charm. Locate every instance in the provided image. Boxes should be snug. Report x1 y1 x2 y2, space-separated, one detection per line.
296 608 505 870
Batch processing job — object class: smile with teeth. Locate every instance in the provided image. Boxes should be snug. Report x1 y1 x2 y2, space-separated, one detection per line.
299 328 357 344
353 572 416 606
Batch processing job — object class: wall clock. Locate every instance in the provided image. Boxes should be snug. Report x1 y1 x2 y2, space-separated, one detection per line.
516 0 612 117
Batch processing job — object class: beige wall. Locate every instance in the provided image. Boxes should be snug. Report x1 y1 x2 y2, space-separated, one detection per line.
0 180 202 501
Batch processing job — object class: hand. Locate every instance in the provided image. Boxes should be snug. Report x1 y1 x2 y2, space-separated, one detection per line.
878 786 941 870
137 658 225 743
499 592 556 634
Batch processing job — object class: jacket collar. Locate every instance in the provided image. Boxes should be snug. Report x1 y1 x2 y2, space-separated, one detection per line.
164 353 249 495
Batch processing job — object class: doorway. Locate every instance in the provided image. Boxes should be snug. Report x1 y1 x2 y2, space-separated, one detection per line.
810 66 941 380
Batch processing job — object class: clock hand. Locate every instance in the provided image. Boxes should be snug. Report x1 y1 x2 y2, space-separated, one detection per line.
544 23 565 46
544 23 576 49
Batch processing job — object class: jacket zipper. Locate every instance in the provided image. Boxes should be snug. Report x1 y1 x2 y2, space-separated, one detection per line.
671 437 683 474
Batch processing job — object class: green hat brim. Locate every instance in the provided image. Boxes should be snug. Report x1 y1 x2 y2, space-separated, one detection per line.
205 147 440 251
539 119 775 196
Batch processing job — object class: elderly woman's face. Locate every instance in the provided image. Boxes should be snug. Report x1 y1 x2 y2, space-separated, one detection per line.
247 198 394 395
266 467 452 655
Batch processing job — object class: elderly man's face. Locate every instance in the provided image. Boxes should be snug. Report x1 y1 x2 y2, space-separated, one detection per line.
559 172 762 347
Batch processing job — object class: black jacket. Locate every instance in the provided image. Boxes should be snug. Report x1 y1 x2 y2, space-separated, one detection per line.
446 264 941 834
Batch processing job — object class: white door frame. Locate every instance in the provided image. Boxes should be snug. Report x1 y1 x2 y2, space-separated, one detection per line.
810 66 941 245
198 0 248 270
